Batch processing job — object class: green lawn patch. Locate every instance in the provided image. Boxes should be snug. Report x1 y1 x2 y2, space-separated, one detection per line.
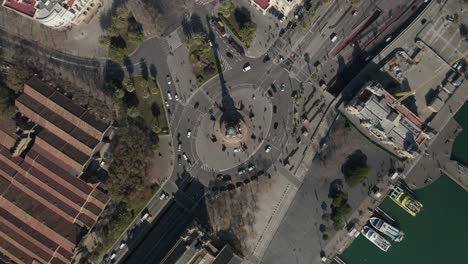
121 77 169 134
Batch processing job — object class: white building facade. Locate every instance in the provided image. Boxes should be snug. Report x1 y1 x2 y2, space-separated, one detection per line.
2 0 102 30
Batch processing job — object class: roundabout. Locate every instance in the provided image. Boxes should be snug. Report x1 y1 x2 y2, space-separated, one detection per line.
171 58 297 188
195 85 273 171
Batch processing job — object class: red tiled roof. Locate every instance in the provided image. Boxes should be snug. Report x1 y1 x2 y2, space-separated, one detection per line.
254 0 269 9
67 0 75 9
3 0 37 17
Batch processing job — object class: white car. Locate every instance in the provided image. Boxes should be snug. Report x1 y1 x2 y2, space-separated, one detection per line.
187 129 192 138
167 91 173 100
238 168 246 175
174 93 179 101
233 148 241 153
265 145 272 153
166 75 172 85
330 33 338 43
280 83 285 92
243 64 251 72
159 191 169 200
110 253 117 260
182 152 188 161
165 100 169 108
177 142 182 152
247 164 256 171
209 40 213 47
119 242 126 249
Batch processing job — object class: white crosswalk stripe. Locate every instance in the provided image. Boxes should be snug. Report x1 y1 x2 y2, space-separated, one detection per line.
217 52 232 72
167 30 182 50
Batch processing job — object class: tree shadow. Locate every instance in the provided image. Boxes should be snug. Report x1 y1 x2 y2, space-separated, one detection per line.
123 92 139 107
151 102 161 117
328 179 343 198
341 150 367 177
123 56 134 76
104 60 125 88
149 64 158 79
98 0 126 30
234 7 252 28
140 58 149 80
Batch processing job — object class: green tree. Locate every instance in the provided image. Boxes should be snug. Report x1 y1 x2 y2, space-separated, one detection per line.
219 0 235 18
237 23 256 46
114 89 125 99
345 165 370 187
322 213 332 221
322 233 329 240
127 106 140 118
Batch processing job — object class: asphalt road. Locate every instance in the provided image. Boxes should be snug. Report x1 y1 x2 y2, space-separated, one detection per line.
0 0 435 263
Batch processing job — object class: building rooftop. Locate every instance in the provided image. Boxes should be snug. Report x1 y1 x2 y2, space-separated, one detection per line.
345 82 427 158
254 0 269 9
2 0 37 17
0 78 110 264
375 41 454 121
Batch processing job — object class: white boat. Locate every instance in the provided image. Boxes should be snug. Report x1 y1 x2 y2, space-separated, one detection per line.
361 226 392 252
369 217 404 242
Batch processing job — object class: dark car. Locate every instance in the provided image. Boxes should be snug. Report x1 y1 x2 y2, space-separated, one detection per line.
263 55 270 63
273 105 277 114
274 122 278 129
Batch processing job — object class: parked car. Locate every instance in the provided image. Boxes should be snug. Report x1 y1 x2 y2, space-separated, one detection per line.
119 242 126 249
243 63 251 72
280 83 286 92
187 129 192 138
159 191 169 200
330 33 338 42
165 100 169 108
167 91 173 100
166 75 172 85
182 152 188 161
247 164 256 171
174 93 179 101
265 145 272 153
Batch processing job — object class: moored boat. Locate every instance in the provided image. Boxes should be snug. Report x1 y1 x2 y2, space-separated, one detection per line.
389 185 423 216
369 217 404 242
361 225 392 252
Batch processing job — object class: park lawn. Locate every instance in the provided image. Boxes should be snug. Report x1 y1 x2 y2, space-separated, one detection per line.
188 36 217 84
132 77 169 134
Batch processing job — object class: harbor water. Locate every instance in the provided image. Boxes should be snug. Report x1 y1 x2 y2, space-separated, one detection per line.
339 101 468 263
451 102 468 166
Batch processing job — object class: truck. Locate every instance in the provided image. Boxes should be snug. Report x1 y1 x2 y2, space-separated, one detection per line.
212 18 227 37
141 212 153 223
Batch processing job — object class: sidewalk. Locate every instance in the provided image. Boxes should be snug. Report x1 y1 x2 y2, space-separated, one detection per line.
236 0 282 58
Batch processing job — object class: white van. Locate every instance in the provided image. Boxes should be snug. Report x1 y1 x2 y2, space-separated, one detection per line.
330 33 338 42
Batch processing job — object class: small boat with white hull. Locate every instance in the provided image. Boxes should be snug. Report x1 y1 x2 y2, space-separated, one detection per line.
369 217 404 242
361 225 392 252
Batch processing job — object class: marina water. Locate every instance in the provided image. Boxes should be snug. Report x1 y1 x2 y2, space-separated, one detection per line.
339 102 468 263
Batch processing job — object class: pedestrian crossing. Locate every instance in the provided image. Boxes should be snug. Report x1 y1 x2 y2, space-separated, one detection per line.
201 163 220 172
167 30 182 50
217 52 232 72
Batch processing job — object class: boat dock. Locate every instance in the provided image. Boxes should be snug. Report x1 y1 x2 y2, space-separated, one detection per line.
375 207 395 222
334 256 346 264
